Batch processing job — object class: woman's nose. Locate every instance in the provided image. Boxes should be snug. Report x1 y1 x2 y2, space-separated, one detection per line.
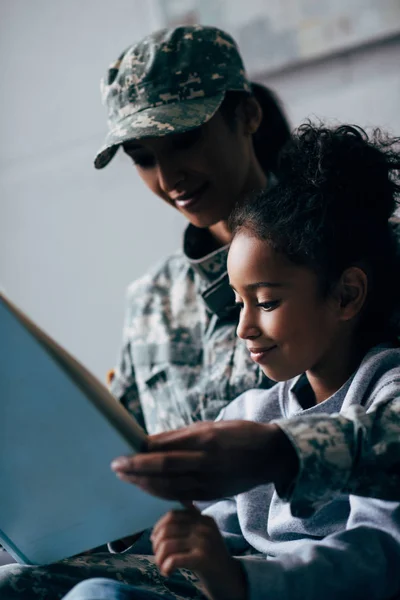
157 158 185 195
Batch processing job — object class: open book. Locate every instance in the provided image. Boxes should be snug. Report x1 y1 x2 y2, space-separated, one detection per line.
0 292 177 565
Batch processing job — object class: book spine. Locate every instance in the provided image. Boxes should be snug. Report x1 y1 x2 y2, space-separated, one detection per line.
0 529 32 565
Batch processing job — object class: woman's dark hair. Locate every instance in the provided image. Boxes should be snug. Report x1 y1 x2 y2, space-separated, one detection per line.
230 123 400 342
220 83 291 175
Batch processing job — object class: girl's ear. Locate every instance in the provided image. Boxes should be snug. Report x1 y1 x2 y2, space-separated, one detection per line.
236 96 263 136
335 267 368 322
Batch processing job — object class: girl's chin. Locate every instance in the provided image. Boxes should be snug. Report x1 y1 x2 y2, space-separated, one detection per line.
261 364 302 383
260 368 281 382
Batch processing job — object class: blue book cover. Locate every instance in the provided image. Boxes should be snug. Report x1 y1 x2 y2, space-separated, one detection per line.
0 293 177 565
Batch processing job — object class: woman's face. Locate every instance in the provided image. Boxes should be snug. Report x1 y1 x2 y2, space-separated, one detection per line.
123 107 263 229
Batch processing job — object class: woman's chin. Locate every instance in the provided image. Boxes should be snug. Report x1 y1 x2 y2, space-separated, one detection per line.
183 206 235 232
183 212 227 230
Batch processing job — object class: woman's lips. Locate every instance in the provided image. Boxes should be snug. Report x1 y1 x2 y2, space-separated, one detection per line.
173 182 210 210
248 346 278 364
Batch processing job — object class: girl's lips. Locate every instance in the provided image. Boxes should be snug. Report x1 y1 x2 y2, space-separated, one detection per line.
249 346 278 364
174 182 210 210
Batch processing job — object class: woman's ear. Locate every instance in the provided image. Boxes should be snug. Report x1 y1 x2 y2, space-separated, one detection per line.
335 267 368 322
236 96 263 136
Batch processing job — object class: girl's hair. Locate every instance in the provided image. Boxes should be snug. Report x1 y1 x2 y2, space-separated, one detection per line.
230 123 400 342
220 83 291 176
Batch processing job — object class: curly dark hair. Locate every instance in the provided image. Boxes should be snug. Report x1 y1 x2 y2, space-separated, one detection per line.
230 123 400 342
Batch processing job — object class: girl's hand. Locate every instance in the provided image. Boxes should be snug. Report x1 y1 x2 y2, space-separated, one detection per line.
152 507 247 600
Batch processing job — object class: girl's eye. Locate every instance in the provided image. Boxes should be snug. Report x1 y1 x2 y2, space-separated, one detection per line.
132 155 156 168
234 301 244 310
257 300 280 312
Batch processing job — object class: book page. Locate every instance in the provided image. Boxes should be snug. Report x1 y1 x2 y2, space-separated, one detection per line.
0 293 147 451
0 292 178 564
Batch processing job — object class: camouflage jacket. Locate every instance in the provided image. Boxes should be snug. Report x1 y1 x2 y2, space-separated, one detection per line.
276 394 400 517
110 224 272 434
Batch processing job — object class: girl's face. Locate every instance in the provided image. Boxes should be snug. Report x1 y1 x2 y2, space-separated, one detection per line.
227 231 341 384
123 109 264 229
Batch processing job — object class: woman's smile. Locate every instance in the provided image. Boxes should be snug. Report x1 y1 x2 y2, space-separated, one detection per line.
171 182 211 211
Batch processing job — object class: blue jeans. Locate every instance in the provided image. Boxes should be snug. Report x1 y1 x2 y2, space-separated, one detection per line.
63 578 175 600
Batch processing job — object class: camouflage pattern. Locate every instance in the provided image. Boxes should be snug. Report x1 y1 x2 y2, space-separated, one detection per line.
110 224 271 435
94 25 251 169
0 553 206 599
0 226 271 596
0 215 398 598
276 398 400 518
0 230 399 598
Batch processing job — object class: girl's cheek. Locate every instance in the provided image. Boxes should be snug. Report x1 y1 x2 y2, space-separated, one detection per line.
261 312 284 337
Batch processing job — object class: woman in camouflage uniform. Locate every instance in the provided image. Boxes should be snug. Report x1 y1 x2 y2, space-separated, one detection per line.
0 24 290 599
100 25 291 435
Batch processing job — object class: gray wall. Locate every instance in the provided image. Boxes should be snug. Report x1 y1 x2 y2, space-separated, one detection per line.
1 2 399 379
263 35 400 134
0 1 186 378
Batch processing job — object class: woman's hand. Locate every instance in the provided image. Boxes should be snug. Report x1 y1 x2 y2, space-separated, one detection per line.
112 420 298 501
152 507 247 600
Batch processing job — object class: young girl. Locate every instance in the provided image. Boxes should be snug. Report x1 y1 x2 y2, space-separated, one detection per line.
65 123 400 600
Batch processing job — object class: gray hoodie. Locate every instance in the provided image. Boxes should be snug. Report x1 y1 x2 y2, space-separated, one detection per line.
204 344 400 600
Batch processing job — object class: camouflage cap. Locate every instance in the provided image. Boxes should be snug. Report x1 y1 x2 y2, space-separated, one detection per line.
94 25 251 169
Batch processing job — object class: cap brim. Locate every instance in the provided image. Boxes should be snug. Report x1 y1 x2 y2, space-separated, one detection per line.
94 92 225 169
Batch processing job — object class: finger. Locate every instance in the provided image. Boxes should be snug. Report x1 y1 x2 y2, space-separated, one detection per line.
159 550 206 578
154 539 192 570
111 451 207 475
152 512 209 555
152 509 200 539
151 517 195 541
151 525 193 554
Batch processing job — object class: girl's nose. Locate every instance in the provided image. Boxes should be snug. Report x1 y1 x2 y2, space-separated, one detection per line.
236 307 261 340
